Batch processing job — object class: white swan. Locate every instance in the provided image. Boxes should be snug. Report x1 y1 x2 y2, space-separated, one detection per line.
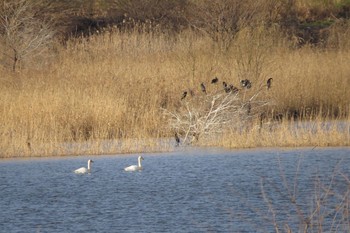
74 159 93 174
124 156 144 171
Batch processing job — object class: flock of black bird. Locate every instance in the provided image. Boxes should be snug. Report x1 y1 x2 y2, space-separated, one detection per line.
176 76 274 145
180 76 273 101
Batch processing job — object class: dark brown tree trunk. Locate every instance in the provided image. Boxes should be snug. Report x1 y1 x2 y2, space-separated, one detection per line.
12 49 18 72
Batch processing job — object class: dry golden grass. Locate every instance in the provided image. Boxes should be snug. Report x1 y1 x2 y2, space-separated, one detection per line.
202 117 350 148
268 48 350 115
0 27 349 158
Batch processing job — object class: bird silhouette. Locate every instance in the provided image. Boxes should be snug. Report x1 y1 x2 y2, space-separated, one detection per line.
26 139 31 150
231 85 239 94
224 84 231 93
247 102 251 115
225 84 239 93
181 91 187 100
211 77 218 84
240 79 252 89
267 78 273 89
175 132 180 146
200 83 207 94
246 81 252 89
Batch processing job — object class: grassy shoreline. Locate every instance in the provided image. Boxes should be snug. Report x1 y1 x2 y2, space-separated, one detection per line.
0 142 348 159
0 117 348 158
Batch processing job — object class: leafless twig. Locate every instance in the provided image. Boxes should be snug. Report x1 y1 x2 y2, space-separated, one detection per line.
0 0 55 71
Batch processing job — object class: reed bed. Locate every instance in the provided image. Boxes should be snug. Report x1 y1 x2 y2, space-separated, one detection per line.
202 117 350 148
0 27 349 158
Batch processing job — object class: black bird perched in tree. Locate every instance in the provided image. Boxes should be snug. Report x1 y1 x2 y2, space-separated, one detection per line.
240 79 246 87
246 81 252 89
224 84 231 93
240 79 252 89
225 84 239 94
247 102 251 115
231 85 239 94
26 139 31 150
200 83 207 94
189 89 195 97
174 132 180 146
211 77 218 84
181 91 187 100
267 78 273 90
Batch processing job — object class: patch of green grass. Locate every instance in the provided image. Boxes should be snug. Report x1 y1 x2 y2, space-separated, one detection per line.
301 19 335 27
335 0 350 8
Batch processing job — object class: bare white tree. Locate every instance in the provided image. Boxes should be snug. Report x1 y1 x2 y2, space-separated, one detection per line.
0 0 55 71
163 86 269 145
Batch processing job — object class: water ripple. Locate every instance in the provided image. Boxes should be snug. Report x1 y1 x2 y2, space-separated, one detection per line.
0 147 349 232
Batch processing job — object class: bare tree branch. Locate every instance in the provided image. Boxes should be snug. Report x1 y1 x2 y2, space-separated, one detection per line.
162 85 270 145
0 0 56 71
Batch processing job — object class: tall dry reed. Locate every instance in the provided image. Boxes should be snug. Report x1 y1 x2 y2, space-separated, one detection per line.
0 26 349 157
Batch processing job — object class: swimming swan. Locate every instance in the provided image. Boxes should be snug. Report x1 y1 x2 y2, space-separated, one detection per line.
74 159 93 174
124 156 144 171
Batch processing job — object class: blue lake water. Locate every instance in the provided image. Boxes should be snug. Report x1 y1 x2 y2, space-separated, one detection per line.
0 147 349 232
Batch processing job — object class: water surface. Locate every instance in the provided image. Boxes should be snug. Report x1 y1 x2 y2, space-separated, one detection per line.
0 147 349 232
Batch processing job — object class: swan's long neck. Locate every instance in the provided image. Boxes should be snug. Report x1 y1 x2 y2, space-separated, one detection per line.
138 157 142 167
87 160 91 170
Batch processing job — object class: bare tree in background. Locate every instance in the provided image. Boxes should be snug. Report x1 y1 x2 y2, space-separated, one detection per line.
185 0 283 51
110 0 188 32
0 0 55 71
